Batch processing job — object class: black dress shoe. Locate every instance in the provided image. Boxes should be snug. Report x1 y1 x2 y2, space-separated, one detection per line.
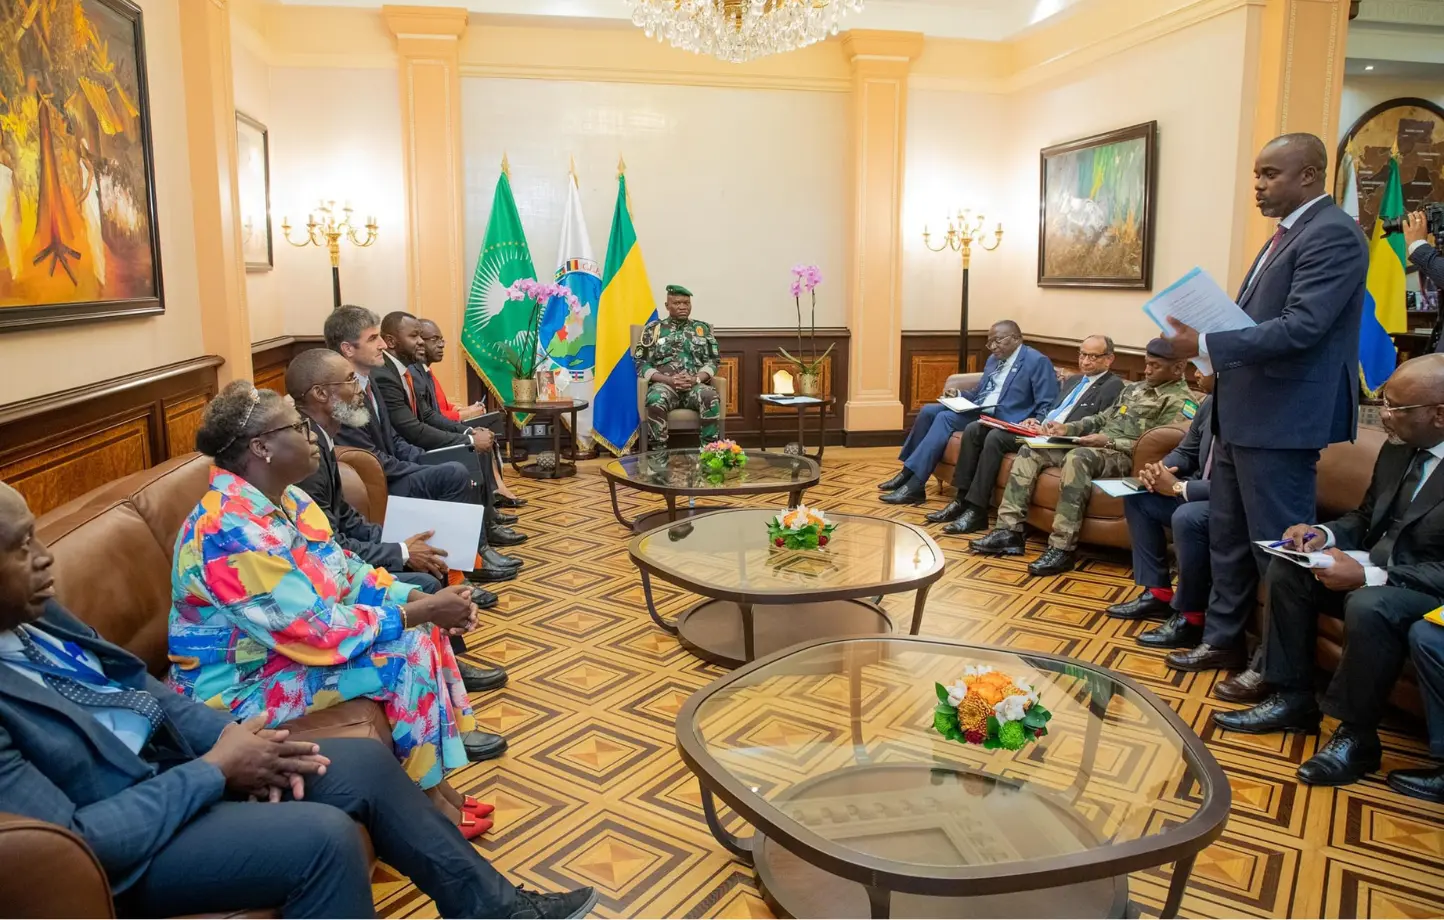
878 469 912 491
971 529 1026 556
488 525 528 546
458 661 509 694
881 483 927 505
495 494 528 509
1138 614 1202 649
1214 668 1269 704
1387 766 1444 803
494 510 519 525
470 564 518 583
1028 547 1076 577
482 547 523 569
925 498 966 524
1166 643 1247 672
463 730 509 762
1212 692 1321 735
1107 589 1173 620
509 885 600 920
942 506 988 536
1297 724 1381 786
470 587 499 609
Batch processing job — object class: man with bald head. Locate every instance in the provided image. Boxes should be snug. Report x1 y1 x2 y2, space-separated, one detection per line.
1212 355 1444 791
1163 133 1370 687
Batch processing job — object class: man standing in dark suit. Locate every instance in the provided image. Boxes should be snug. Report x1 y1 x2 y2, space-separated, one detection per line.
323 307 520 582
1213 355 1444 788
0 483 595 919
1164 133 1370 679
932 335 1123 534
1109 375 1215 650
881 320 1059 505
287 348 509 696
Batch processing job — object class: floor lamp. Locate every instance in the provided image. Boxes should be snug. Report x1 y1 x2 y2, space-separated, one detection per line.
281 201 378 309
923 210 1003 373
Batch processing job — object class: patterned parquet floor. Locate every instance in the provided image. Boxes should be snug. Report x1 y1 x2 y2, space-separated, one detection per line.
372 449 1444 919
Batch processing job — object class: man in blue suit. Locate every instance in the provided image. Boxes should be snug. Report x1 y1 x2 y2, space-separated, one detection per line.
0 483 594 918
1165 133 1369 680
880 320 1059 505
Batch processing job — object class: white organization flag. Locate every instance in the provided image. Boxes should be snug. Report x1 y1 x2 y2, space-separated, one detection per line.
541 167 601 446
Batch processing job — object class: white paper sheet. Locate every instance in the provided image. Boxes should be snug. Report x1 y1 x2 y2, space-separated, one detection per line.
1143 268 1257 374
1021 436 1081 450
380 496 485 572
1255 541 1334 569
1095 478 1145 497
938 395 981 413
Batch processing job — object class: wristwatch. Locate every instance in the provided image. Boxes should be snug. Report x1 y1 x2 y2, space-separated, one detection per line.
1172 481 1188 498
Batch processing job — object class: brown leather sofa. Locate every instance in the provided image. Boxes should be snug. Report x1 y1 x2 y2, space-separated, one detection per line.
930 372 1419 714
0 451 390 917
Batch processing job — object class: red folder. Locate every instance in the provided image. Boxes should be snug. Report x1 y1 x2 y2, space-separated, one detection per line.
979 416 1041 437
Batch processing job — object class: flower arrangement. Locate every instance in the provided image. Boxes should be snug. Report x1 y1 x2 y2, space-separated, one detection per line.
487 279 587 380
699 439 747 479
767 504 837 550
933 666 1052 750
778 264 834 386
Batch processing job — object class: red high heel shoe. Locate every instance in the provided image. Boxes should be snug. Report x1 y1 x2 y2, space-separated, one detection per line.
461 795 495 818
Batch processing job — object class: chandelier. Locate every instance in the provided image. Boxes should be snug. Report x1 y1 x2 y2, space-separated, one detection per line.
630 0 865 64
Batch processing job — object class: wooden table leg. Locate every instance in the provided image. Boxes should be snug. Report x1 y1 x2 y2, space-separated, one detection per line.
740 602 755 662
817 401 827 465
700 786 754 862
908 583 932 635
1160 854 1195 918
758 403 768 452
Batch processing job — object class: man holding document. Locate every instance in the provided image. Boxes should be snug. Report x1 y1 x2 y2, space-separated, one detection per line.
880 321 1057 505
1213 356 1444 789
1158 133 1370 675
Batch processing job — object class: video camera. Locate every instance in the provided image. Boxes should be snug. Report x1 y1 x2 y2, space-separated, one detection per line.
1382 203 1444 239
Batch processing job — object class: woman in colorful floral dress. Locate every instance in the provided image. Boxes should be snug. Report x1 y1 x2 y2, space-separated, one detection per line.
168 382 493 837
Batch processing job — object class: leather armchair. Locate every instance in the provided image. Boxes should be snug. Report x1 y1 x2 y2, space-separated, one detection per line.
631 324 727 452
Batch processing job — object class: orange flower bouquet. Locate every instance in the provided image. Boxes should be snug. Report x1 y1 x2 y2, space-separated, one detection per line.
933 666 1051 750
767 504 837 550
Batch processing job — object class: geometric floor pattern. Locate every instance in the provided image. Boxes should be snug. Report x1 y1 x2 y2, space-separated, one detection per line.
373 448 1444 919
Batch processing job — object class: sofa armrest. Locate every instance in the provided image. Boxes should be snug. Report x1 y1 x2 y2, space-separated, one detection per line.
0 811 115 918
335 447 390 525
1131 424 1188 474
945 372 984 393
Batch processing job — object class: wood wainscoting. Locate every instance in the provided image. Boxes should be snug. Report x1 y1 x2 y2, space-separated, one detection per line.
0 357 223 517
466 328 852 448
253 335 327 395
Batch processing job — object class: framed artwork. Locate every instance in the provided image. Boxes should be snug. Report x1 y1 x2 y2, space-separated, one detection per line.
1336 97 1444 235
1038 121 1158 289
0 0 164 331
236 111 273 271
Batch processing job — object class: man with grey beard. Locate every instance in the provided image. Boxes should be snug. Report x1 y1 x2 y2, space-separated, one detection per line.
287 348 508 695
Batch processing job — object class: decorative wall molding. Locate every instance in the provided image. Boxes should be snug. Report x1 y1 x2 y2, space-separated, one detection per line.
457 62 852 93
1357 0 1444 27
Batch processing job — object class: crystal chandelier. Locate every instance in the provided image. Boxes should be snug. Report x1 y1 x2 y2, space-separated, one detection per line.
630 0 865 64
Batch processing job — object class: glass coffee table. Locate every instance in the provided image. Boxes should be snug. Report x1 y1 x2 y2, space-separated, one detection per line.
628 509 944 668
602 448 821 532
676 636 1230 919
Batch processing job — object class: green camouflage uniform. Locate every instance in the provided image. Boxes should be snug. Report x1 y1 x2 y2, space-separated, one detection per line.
996 377 1194 550
634 316 721 448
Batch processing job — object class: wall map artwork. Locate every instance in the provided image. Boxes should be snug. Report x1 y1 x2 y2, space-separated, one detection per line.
1337 97 1444 233
0 0 164 331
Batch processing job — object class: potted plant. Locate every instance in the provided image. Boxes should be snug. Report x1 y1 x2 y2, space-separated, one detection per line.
489 279 585 403
778 264 832 396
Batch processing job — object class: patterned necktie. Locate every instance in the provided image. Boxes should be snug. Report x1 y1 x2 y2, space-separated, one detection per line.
977 366 1001 398
13 629 166 733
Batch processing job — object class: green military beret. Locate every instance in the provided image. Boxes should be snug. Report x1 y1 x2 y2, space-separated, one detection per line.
665 284 693 297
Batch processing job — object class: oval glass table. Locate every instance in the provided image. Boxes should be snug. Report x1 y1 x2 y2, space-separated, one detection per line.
676 636 1230 919
602 449 821 531
628 509 944 668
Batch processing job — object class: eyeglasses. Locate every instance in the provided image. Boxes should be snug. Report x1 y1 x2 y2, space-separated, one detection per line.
1078 351 1112 360
985 334 1018 347
256 420 316 442
1381 400 1444 414
314 373 360 391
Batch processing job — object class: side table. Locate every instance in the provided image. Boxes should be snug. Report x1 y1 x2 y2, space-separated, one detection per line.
756 395 835 464
501 398 589 480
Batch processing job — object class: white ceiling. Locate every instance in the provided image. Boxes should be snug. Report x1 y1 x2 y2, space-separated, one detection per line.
273 0 1087 41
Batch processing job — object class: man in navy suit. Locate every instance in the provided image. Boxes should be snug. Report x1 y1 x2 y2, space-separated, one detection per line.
0 483 594 919
1109 375 1215 651
880 320 1059 505
1165 133 1369 681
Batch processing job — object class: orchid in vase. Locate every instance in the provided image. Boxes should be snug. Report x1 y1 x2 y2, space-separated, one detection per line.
489 279 588 382
778 264 832 395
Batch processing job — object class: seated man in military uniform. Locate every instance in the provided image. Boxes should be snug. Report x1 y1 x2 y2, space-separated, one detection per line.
634 284 721 450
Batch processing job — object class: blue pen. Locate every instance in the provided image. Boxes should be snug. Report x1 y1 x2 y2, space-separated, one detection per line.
1268 533 1318 549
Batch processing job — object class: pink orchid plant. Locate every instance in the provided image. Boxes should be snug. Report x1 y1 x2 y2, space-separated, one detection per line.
779 263 834 377
489 279 587 379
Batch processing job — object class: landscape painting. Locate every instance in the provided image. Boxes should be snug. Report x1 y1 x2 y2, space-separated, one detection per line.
1038 122 1157 289
0 0 164 330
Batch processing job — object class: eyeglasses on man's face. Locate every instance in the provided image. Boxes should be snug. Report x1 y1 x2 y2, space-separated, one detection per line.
986 334 1018 347
314 373 361 392
1381 399 1444 415
1078 350 1111 361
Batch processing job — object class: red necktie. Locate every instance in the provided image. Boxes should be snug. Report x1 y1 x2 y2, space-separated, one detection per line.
1261 224 1287 266
402 369 418 412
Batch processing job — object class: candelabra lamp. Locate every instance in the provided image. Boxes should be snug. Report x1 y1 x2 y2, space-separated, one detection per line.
923 210 1004 372
281 201 379 309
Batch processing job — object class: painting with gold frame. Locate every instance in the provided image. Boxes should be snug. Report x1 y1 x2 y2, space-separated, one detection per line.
0 0 164 331
236 111 273 272
1037 122 1158 290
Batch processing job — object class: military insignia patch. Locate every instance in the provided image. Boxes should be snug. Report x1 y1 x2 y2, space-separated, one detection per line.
1182 399 1198 419
695 324 705 336
640 326 657 347
1118 405 1128 414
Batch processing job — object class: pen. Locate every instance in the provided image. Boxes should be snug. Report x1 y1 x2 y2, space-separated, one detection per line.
1268 533 1318 548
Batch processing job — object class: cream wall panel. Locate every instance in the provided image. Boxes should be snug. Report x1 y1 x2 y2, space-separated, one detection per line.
0 0 204 404
267 67 409 338
460 78 849 329
901 87 1009 332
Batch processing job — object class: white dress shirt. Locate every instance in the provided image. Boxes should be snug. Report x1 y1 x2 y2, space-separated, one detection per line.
979 348 1021 409
1045 373 1103 424
1319 440 1444 586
